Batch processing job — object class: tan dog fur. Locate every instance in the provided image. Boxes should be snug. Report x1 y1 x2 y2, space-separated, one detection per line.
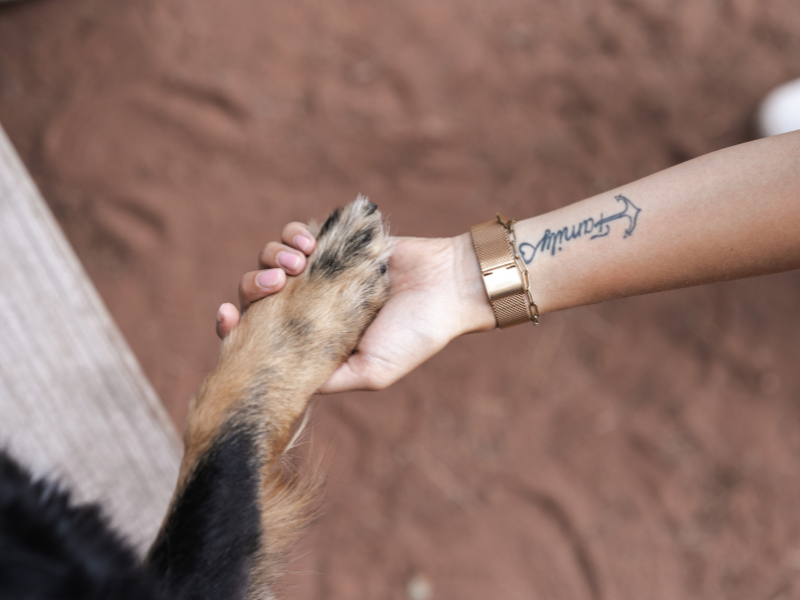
152 197 391 598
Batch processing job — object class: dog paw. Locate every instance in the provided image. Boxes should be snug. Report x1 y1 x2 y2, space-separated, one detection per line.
308 196 388 279
228 195 391 387
298 195 392 355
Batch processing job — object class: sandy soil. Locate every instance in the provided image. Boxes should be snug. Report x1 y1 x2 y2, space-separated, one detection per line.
2 0 800 598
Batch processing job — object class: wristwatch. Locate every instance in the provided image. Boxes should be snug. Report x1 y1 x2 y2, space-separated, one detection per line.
471 215 538 329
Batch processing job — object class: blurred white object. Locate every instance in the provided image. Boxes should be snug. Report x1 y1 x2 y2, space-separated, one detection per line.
757 78 800 138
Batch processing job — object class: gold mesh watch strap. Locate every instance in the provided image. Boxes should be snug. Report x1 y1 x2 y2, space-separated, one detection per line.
471 218 533 329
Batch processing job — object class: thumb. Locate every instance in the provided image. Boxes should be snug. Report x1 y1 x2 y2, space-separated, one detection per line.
317 352 392 394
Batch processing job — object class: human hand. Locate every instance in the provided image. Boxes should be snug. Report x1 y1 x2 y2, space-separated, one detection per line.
217 228 496 393
215 221 316 337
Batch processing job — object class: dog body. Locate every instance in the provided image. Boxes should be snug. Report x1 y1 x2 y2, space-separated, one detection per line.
0 198 391 599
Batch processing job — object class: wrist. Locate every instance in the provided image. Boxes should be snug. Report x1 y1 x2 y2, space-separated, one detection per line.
450 232 497 334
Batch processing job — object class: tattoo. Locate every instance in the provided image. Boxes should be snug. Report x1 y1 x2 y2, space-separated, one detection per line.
519 194 641 264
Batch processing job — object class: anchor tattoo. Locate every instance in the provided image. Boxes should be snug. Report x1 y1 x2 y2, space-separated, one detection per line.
519 194 642 264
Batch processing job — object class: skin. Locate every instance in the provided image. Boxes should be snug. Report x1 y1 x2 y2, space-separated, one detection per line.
218 130 800 393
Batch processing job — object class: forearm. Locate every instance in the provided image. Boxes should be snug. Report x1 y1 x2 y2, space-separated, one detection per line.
229 132 800 393
505 131 800 315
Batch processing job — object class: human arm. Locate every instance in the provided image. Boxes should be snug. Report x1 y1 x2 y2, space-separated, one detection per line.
517 130 800 314
220 130 800 392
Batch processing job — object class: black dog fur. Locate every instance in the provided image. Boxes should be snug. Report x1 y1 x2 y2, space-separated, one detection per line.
0 450 160 600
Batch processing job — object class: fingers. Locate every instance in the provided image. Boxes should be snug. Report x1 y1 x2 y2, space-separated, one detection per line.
221 268 287 339
238 268 287 312
281 222 316 254
258 222 316 274
220 222 315 340
216 302 240 339
258 242 306 274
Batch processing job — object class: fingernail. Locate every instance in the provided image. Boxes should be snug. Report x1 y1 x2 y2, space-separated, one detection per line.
216 305 225 324
294 235 312 253
256 269 282 289
277 252 301 270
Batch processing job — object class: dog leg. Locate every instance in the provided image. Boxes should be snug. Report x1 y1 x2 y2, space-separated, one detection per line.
147 197 391 600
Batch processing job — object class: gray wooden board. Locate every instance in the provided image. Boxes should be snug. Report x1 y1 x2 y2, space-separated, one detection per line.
0 125 182 554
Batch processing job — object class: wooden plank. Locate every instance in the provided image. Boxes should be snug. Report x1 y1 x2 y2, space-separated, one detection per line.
0 125 182 554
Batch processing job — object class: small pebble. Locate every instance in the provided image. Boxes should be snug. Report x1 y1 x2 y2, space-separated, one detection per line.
406 573 432 600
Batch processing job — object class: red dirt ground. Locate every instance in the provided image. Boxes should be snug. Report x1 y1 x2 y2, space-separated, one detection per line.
2 1 800 598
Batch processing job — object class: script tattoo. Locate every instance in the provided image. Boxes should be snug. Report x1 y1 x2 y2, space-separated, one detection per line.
519 194 642 264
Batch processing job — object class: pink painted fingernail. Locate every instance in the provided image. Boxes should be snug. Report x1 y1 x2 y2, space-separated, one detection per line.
277 251 301 270
294 235 313 253
256 269 282 289
216 305 225 324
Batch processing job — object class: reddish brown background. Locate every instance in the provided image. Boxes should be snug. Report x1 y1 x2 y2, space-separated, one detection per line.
2 0 800 598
